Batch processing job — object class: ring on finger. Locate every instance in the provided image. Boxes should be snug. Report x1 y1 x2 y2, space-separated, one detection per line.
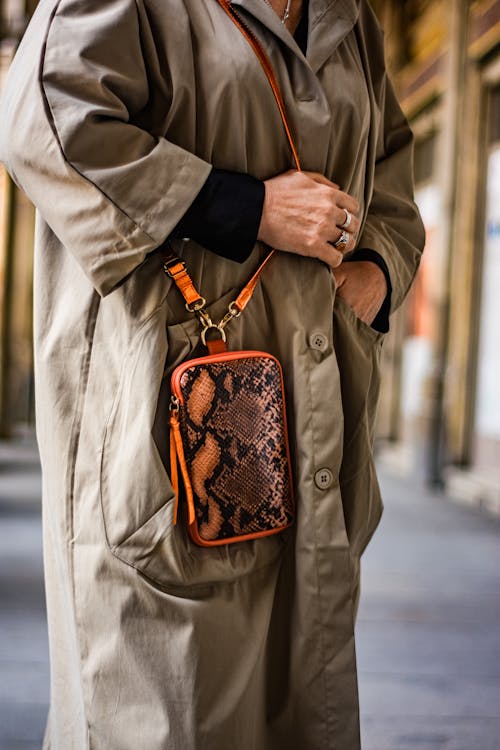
333 230 349 249
340 209 352 230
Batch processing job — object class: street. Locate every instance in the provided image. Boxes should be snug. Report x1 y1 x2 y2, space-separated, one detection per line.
0 435 499 750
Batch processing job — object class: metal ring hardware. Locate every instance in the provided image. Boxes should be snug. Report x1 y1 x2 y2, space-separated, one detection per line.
185 297 207 313
182 295 241 345
218 301 243 331
200 325 227 346
228 301 242 318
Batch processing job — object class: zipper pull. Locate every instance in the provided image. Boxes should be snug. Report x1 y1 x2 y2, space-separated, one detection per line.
169 404 180 525
170 412 196 526
169 407 196 527
169 395 180 414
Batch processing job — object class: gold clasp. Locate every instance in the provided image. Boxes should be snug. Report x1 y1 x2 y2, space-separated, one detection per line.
200 325 227 346
184 296 241 347
185 297 207 313
228 301 242 318
194 308 213 329
218 300 242 330
169 395 180 414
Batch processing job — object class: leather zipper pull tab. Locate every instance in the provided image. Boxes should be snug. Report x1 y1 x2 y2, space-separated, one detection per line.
169 419 180 525
169 406 196 526
169 400 181 525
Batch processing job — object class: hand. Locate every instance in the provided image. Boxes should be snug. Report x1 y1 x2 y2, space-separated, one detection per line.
332 261 387 326
257 169 360 268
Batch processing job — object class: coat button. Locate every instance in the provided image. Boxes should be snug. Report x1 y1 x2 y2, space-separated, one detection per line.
309 331 329 352
314 468 334 490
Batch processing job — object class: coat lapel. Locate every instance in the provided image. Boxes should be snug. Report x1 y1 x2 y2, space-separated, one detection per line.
229 0 360 74
229 0 307 60
307 0 360 73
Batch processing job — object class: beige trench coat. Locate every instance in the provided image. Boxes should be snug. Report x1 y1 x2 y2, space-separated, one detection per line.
0 0 424 747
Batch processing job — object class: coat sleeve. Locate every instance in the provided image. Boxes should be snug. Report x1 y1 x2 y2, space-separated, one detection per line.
0 0 212 296
356 3 426 312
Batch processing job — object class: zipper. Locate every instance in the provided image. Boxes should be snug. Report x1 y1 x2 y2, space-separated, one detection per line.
168 395 196 526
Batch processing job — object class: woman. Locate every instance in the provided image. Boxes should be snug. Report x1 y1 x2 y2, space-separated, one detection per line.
0 0 424 748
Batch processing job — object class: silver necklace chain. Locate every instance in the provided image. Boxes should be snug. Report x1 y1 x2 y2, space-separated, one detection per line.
262 0 292 24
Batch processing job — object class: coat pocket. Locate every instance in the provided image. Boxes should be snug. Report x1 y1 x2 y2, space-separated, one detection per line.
333 294 384 555
100 287 285 595
334 294 384 347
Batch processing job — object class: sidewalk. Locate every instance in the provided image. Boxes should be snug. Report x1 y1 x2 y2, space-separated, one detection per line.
0 433 48 750
0 436 499 750
357 472 500 750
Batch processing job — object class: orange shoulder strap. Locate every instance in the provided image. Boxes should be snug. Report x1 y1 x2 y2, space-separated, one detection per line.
216 0 301 173
164 0 301 322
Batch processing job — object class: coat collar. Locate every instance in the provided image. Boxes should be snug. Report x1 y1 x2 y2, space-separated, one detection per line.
229 0 360 74
308 0 360 73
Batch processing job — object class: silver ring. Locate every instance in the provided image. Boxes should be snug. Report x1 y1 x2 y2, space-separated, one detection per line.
340 209 352 230
333 230 349 249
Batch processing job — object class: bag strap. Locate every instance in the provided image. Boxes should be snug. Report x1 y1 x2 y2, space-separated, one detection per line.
164 0 301 343
216 0 301 172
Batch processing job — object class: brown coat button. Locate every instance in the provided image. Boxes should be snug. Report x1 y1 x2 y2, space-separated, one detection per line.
309 331 329 353
314 468 334 490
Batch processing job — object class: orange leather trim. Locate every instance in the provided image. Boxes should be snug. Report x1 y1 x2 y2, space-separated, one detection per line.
170 349 295 545
216 0 301 172
163 254 204 308
207 339 228 355
234 250 276 313
187 520 294 547
171 349 284 401
163 0 302 327
170 413 196 525
169 422 180 525
164 246 276 324
164 4 299 544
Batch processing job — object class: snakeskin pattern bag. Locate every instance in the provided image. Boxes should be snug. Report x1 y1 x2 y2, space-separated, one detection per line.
165 0 302 546
165 251 295 546
168 344 294 546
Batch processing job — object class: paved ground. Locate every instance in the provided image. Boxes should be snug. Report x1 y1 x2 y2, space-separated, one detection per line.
357 473 500 750
0 434 499 750
0 435 48 750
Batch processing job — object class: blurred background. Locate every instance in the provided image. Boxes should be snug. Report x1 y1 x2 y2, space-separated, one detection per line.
1 0 500 494
0 1 499 749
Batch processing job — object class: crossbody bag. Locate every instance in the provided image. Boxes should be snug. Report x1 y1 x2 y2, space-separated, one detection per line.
164 0 301 547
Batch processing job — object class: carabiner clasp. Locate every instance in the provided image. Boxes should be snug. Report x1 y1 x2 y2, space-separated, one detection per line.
200 325 227 346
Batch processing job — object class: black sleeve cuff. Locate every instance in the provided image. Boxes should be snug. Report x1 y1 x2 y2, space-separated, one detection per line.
344 248 392 333
172 167 265 264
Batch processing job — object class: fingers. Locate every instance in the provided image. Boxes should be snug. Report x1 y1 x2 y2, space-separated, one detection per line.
328 231 356 255
302 171 340 189
305 174 360 232
291 170 359 213
335 190 359 216
259 169 361 266
299 171 361 220
330 204 359 253
317 242 344 268
333 205 361 236
303 172 359 212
